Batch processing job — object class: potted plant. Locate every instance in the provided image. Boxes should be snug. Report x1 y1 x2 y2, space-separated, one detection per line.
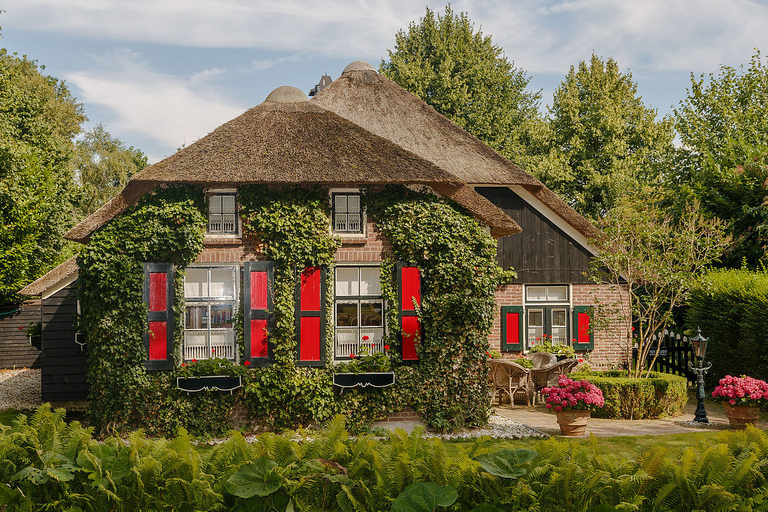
542 375 605 436
711 375 768 429
333 339 395 389
529 337 576 360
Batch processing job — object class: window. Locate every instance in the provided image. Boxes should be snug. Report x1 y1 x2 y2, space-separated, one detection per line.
184 266 238 361
208 193 238 235
332 193 362 234
334 266 383 359
525 285 569 349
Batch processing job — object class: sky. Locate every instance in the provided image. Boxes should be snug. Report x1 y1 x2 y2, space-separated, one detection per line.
2 0 768 163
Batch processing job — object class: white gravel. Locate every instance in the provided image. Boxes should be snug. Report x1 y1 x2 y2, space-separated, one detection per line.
422 414 548 440
0 369 42 410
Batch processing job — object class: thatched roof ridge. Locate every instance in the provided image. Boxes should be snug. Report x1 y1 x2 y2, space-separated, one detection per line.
64 97 520 242
313 68 541 187
19 257 78 297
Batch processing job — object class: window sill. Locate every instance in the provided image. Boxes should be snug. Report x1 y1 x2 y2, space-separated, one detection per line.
204 235 242 245
337 233 367 245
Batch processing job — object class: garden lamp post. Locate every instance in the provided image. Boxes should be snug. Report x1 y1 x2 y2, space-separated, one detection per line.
688 327 711 423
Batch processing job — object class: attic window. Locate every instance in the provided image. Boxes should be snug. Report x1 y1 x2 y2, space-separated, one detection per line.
208 194 238 235
333 193 362 234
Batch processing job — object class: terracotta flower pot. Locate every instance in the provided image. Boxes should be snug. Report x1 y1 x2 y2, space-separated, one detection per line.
556 409 591 436
723 403 761 430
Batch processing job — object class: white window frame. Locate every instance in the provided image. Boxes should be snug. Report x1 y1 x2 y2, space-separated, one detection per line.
333 264 385 361
524 285 570 350
183 265 239 361
329 188 366 237
206 189 241 237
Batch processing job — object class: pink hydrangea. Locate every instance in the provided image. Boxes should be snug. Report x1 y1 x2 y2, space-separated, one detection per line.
712 375 768 407
541 374 605 412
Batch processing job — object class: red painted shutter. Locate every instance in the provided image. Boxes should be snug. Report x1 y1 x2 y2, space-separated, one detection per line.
144 263 174 371
500 306 524 352
397 263 421 362
572 306 594 351
244 261 273 365
295 266 326 366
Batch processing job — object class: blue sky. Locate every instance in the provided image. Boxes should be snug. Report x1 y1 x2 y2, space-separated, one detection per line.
3 0 767 163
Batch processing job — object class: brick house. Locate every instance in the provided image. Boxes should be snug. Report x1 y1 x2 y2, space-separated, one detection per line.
20 61 628 408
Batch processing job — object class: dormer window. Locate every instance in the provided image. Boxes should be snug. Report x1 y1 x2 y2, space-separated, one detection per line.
208 193 238 235
333 192 362 234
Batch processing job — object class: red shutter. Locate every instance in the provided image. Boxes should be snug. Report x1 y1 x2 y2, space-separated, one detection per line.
144 263 174 371
397 263 421 362
244 261 273 365
296 266 326 366
501 306 524 352
572 306 594 351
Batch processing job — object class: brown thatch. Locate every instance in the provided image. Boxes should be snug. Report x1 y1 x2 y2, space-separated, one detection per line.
19 257 78 297
64 89 520 242
314 64 600 241
431 184 518 238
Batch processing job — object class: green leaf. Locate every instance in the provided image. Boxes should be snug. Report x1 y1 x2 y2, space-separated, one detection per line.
225 457 282 498
474 448 538 479
391 482 458 512
470 505 503 512
586 505 619 512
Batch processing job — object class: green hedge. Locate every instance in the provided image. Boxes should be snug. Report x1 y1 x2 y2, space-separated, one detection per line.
687 269 768 382
571 371 688 419
4 405 768 511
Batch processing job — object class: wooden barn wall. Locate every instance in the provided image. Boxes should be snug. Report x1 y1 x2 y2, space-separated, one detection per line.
42 283 88 402
0 301 42 369
476 187 593 284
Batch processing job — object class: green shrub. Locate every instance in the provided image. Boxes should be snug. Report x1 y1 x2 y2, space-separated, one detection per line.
687 269 768 382
571 371 688 419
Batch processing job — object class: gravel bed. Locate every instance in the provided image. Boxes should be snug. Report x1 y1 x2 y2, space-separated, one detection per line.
422 414 547 440
0 369 42 410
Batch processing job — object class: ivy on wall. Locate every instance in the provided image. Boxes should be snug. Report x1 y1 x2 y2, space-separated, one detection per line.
78 183 512 436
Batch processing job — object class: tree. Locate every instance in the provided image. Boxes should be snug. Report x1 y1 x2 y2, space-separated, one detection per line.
0 49 85 305
71 124 148 217
380 6 543 165
590 189 731 378
546 54 675 219
668 51 768 268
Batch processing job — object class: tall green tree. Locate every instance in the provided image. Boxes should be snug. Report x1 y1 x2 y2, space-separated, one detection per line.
0 49 85 305
669 51 768 268
380 6 543 165
71 124 148 217
545 54 675 219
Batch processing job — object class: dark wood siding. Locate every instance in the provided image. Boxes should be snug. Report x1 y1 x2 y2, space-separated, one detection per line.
476 187 593 284
0 301 42 369
41 283 88 402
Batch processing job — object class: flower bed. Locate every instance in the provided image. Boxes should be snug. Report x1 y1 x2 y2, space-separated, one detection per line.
570 371 687 419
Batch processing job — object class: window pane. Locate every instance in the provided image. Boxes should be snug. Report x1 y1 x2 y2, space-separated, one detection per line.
347 214 361 232
222 214 237 234
548 286 568 301
208 215 222 233
359 267 381 295
552 309 567 327
209 268 235 297
336 302 359 327
210 331 234 359
360 301 383 326
528 309 543 327
222 195 236 213
334 213 347 231
185 306 208 329
210 305 233 329
335 330 358 357
209 195 222 214
335 195 347 212
185 268 209 298
347 195 360 213
552 327 568 345
335 267 359 296
527 286 547 301
360 328 384 351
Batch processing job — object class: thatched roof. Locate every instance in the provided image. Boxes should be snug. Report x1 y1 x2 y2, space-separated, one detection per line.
64 87 520 242
19 257 78 297
314 63 600 241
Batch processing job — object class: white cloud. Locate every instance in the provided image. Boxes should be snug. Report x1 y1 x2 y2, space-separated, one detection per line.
66 51 245 162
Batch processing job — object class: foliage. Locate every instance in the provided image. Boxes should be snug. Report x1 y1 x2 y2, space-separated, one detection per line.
570 371 688 419
529 339 576 358
711 375 768 407
542 375 605 413
590 188 731 378
686 269 768 382
176 357 248 378
0 49 86 305
71 124 148 217
333 344 393 373
8 406 768 511
545 54 675 219
380 6 543 166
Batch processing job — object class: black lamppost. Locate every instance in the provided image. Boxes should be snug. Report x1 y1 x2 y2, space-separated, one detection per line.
688 327 712 423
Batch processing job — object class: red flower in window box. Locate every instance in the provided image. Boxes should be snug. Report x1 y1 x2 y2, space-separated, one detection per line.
350 354 355 359
244 360 251 366
383 345 390 351
191 359 197 364
362 335 370 341
181 363 187 367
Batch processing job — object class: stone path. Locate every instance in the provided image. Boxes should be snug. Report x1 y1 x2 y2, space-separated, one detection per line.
495 400 768 437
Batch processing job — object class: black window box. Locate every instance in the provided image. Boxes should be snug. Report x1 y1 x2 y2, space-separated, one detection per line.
332 372 395 389
176 375 242 393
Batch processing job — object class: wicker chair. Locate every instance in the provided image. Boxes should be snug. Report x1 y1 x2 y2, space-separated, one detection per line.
530 358 579 405
489 360 531 408
531 352 557 368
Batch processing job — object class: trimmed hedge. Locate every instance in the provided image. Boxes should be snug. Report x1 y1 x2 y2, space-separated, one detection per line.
571 371 688 419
